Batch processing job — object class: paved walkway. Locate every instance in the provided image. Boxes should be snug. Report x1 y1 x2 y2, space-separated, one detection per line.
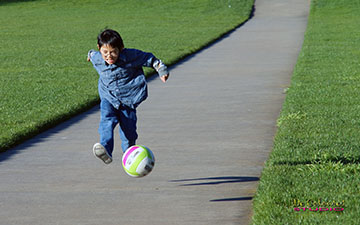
0 1 309 224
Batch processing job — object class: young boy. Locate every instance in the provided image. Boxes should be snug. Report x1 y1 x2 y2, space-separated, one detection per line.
87 29 169 164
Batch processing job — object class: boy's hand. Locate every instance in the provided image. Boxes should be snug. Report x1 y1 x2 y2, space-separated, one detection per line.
87 56 90 62
160 74 169 83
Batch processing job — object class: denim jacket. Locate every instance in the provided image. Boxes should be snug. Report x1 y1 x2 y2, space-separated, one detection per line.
88 48 168 109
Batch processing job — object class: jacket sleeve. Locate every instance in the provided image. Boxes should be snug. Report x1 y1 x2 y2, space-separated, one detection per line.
152 59 168 77
132 49 169 77
88 49 96 61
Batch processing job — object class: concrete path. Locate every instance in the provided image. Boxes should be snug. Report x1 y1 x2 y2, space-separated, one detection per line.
0 1 309 224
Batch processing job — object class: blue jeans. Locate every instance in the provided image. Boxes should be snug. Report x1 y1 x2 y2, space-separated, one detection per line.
99 98 138 155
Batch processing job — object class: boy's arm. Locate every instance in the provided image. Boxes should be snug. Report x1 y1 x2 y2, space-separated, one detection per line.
87 49 96 62
131 49 169 82
152 59 169 83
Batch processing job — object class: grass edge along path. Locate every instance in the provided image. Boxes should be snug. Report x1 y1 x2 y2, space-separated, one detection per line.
251 0 360 224
0 0 254 152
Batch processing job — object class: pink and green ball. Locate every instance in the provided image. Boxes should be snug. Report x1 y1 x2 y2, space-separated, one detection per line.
122 145 155 177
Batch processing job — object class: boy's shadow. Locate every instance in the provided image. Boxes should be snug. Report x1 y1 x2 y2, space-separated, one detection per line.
170 176 259 186
170 176 258 202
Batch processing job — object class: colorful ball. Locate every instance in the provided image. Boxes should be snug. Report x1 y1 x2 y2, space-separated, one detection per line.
122 145 155 178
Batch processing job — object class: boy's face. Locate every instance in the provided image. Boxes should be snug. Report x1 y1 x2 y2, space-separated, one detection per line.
98 44 121 65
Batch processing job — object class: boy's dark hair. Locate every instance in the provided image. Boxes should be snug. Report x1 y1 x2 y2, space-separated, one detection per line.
97 29 124 50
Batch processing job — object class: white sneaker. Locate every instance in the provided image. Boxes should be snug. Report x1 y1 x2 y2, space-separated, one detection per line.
93 143 112 164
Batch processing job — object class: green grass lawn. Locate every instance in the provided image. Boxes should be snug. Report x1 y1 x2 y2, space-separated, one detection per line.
251 0 360 224
0 0 254 151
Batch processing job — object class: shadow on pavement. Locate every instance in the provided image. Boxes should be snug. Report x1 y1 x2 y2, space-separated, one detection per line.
170 176 259 186
210 196 253 202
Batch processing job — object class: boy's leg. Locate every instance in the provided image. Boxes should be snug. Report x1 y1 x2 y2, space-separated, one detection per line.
118 104 138 152
98 98 119 156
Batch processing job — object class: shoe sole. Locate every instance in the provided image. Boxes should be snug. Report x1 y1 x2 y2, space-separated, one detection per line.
93 143 113 164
